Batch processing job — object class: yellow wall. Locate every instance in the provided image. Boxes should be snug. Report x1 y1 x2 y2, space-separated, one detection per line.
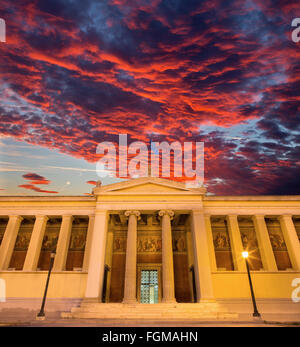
212 272 300 299
0 272 87 298
1 271 298 300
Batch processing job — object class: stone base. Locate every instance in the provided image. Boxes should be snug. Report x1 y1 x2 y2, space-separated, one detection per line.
61 302 239 320
35 315 46 321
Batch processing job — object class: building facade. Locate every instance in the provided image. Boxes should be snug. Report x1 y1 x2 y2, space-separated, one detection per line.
0 177 300 319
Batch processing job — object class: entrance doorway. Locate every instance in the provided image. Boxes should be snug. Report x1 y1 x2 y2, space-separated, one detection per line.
140 270 159 304
137 265 161 303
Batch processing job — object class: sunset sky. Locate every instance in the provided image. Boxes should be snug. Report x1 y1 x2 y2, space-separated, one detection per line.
0 0 299 196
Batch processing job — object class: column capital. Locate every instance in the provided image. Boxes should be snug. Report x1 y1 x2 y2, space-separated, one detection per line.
61 214 73 219
8 215 23 221
252 214 265 219
95 210 108 215
192 209 204 215
158 210 174 220
124 210 141 220
35 215 49 221
279 214 293 220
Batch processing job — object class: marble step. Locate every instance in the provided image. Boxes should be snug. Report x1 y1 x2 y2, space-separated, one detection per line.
62 311 238 320
62 303 239 320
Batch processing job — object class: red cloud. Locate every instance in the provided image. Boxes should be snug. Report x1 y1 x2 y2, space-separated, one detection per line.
19 173 58 194
18 184 58 194
86 180 97 185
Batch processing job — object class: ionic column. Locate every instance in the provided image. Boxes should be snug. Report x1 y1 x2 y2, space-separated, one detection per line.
53 215 73 271
123 210 140 304
159 209 176 303
85 210 109 300
279 215 300 271
226 215 246 271
252 215 277 271
82 215 95 272
104 230 114 303
23 215 48 271
191 210 215 302
204 215 217 272
0 215 23 270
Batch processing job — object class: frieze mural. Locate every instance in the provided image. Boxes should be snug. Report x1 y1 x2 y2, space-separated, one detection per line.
138 236 162 252
213 231 231 251
0 219 7 245
41 232 59 251
293 219 300 241
172 232 187 252
240 229 259 250
113 231 187 253
14 231 32 251
266 219 287 251
113 235 127 253
269 231 287 250
211 218 231 251
69 230 86 251
41 223 60 251
0 230 4 245
12 218 34 251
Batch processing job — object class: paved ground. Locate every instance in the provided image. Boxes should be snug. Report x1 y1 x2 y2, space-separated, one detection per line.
0 318 299 327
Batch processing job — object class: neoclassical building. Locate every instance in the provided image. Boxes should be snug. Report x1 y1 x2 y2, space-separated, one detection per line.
0 177 300 320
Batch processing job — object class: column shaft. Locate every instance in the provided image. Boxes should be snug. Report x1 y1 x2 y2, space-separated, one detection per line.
252 215 277 271
53 215 73 271
279 215 300 270
104 230 114 302
123 211 140 303
82 215 95 272
85 210 109 299
191 210 214 302
0 215 23 270
226 215 246 271
23 215 48 271
159 210 176 303
204 215 217 272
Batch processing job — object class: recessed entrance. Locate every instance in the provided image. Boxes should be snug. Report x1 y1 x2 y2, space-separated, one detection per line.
140 270 159 304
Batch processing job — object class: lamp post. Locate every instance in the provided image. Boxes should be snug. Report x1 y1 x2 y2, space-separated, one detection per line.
36 250 56 320
242 251 261 318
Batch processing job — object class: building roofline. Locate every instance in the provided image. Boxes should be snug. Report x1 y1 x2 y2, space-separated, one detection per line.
0 194 300 202
205 195 300 201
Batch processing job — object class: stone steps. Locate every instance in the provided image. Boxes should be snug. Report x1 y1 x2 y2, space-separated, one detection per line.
62 303 239 320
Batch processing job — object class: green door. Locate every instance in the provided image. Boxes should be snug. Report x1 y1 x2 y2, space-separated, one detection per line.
140 270 159 304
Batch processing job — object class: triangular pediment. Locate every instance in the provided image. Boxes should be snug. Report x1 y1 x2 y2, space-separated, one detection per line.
93 177 205 195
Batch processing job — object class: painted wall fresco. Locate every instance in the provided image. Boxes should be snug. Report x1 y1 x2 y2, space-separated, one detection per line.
211 217 234 271
0 218 8 246
9 217 35 270
265 218 292 270
238 217 263 270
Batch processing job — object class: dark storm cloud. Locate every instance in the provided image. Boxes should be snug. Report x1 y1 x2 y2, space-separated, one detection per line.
0 0 300 194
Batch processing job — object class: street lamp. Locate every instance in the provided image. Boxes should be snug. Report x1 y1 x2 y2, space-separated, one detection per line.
242 251 261 318
36 250 56 320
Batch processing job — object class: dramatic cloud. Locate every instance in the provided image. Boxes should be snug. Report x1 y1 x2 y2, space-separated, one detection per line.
86 180 97 185
0 0 300 194
18 172 58 193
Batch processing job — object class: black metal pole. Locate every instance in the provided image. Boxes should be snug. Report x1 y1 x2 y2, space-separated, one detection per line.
189 265 197 303
102 264 111 303
37 251 55 318
245 258 261 318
